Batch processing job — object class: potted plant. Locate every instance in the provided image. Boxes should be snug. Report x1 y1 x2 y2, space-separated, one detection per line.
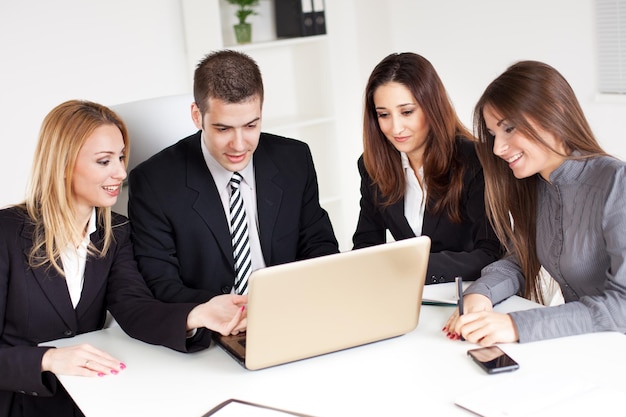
225 0 260 44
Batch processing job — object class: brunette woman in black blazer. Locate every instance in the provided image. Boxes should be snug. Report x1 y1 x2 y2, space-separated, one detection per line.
353 53 503 284
0 100 247 417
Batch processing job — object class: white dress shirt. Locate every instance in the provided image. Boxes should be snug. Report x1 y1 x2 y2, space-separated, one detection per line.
401 152 426 236
200 134 267 281
60 208 97 308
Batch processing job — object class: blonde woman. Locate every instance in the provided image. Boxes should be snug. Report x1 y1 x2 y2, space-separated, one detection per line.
0 100 247 417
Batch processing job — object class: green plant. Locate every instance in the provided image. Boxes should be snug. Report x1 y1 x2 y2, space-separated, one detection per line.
225 0 260 25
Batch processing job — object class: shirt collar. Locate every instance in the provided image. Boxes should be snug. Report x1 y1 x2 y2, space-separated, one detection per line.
546 151 586 185
86 208 97 236
401 152 424 177
200 131 255 190
401 152 411 170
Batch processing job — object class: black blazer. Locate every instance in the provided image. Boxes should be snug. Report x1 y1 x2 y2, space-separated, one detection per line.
353 138 503 283
128 131 339 303
0 207 209 417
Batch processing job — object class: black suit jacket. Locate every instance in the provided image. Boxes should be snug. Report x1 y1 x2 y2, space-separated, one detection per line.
353 138 503 283
0 207 209 417
128 131 339 303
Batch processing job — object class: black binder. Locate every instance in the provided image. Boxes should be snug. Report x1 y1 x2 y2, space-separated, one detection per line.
275 0 316 38
312 0 326 35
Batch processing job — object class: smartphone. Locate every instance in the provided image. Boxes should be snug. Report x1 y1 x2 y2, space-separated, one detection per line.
467 346 520 374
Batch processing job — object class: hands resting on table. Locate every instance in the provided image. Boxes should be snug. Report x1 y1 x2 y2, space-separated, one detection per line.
42 292 523 379
41 293 248 378
443 293 519 346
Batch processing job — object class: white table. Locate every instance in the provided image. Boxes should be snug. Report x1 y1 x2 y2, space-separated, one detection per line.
48 297 626 417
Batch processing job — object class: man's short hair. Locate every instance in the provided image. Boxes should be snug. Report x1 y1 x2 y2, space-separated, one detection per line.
193 49 264 114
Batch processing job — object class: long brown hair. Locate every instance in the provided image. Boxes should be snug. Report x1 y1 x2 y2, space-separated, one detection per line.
25 100 129 276
474 61 606 303
362 52 472 222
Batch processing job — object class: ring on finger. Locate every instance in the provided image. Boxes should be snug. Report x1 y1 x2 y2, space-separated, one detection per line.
84 360 90 368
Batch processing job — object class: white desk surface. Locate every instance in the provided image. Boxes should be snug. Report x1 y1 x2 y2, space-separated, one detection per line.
48 296 626 417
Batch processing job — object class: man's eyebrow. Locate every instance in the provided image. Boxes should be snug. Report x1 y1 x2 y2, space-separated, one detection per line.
211 117 260 128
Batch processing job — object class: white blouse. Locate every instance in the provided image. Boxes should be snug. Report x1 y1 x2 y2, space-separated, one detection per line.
401 152 426 236
60 209 96 308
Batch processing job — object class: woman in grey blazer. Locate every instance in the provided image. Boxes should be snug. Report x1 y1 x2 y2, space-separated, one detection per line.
0 100 247 417
353 52 503 284
445 61 626 344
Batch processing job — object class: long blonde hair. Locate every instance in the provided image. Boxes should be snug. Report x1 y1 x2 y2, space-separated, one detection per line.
25 100 129 276
474 61 605 303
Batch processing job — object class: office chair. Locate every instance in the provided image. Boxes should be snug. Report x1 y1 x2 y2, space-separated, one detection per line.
109 93 196 215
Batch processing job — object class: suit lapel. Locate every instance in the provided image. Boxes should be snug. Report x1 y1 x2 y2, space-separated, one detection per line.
185 134 233 262
22 225 78 331
252 141 282 263
388 197 441 238
388 199 415 237
421 203 441 238
75 230 108 319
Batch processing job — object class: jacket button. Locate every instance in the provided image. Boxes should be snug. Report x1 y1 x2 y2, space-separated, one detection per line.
63 330 73 336
221 285 232 294
430 275 438 284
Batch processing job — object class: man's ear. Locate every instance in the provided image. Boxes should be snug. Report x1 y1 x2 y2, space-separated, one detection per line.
191 102 203 130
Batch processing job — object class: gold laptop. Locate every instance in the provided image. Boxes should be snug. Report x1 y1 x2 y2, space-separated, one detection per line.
214 236 431 370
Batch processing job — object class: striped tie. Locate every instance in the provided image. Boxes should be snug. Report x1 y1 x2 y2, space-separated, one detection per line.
229 172 251 295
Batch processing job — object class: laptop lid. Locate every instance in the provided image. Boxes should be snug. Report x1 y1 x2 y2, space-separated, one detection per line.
216 235 430 370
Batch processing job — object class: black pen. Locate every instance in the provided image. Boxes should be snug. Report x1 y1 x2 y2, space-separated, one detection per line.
455 276 464 316
455 276 464 341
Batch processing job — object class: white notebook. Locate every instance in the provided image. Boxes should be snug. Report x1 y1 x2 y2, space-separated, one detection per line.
454 372 615 416
421 281 470 305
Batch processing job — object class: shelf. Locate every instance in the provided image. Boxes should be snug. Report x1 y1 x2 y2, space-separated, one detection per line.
181 0 349 248
263 115 334 132
226 34 328 51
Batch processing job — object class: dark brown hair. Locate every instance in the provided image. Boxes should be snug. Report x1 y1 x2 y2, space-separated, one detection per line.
362 52 472 222
193 49 264 114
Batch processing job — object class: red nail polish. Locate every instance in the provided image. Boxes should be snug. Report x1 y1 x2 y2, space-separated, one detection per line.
111 369 118 375
98 372 105 377
119 363 126 370
241 305 246 312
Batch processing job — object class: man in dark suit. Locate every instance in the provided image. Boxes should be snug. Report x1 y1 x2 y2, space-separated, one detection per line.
128 50 339 304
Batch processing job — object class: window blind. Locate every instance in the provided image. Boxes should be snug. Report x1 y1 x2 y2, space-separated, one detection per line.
596 0 626 94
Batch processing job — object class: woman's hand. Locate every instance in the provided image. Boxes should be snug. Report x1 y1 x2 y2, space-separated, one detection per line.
453 311 519 345
41 344 126 377
187 294 248 336
443 293 493 336
442 293 519 345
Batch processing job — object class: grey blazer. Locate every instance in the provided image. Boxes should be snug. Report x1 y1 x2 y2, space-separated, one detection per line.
466 156 626 342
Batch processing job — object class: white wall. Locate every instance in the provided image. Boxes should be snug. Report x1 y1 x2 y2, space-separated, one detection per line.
2 0 625 236
383 0 626 159
0 0 191 208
